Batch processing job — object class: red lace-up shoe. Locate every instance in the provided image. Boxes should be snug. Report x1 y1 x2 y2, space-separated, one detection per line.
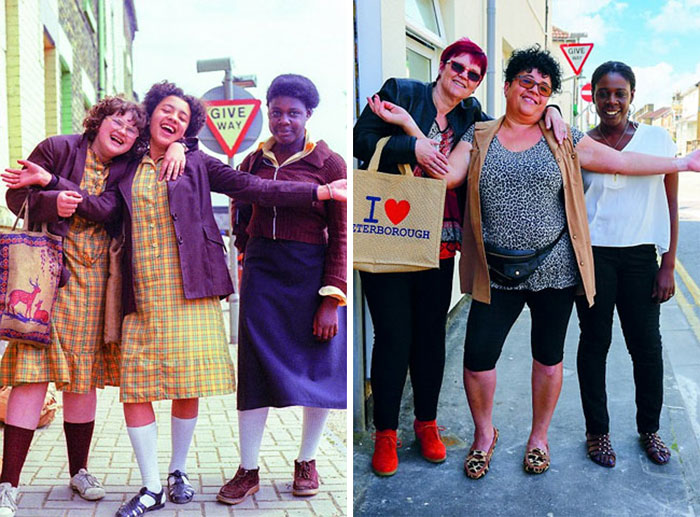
371 429 400 476
413 419 447 463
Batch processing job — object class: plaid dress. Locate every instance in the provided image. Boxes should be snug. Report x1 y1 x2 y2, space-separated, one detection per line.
119 155 235 403
0 149 121 391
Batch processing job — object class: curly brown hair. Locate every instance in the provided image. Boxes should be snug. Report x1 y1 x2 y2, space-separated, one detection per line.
142 81 207 138
82 96 147 142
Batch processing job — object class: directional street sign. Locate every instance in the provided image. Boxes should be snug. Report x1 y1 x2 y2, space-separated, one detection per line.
560 43 594 76
581 82 593 102
199 85 263 158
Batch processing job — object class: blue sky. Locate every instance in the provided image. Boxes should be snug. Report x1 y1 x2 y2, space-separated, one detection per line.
552 0 700 110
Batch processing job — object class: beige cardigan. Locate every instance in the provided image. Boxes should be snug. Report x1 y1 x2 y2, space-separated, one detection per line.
459 117 596 307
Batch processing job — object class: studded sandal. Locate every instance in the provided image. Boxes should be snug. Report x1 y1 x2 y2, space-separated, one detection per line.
586 433 616 468
640 432 671 465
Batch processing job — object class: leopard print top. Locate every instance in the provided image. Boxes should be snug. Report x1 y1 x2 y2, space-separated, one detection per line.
462 124 584 291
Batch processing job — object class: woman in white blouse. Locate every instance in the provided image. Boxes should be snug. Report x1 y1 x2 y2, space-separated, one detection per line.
576 61 677 468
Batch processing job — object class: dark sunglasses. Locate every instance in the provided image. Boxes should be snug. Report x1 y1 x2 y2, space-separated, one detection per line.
447 60 481 82
515 75 553 97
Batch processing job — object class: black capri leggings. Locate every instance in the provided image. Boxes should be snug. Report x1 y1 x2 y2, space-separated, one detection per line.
464 286 576 371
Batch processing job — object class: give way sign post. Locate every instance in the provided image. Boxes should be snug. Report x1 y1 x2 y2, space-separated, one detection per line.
560 43 594 76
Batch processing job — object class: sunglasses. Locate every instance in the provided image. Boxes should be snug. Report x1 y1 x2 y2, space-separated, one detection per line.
515 75 553 97
447 60 481 83
107 116 140 138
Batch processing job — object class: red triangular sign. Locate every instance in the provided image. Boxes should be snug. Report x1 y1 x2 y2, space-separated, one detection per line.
204 99 261 158
560 43 594 76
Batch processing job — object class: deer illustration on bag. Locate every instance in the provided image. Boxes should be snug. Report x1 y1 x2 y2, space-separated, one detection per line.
8 278 41 317
33 300 49 324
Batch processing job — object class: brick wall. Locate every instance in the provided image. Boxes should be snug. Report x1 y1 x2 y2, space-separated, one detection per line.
58 0 99 131
6 0 46 164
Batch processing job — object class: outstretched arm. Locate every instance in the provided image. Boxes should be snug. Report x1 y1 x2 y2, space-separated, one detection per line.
577 134 700 175
203 153 345 206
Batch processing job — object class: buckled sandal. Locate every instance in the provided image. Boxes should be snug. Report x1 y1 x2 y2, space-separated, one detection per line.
586 433 616 468
523 445 550 474
640 432 671 465
115 487 165 517
167 470 195 504
464 427 499 480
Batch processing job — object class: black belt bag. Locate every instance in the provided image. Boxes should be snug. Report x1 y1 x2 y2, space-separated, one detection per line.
484 228 566 287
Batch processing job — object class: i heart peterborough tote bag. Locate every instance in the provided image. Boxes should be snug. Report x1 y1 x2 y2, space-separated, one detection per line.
354 136 446 273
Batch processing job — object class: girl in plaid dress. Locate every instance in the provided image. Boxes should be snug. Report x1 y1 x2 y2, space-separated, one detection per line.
46 82 345 517
0 97 186 516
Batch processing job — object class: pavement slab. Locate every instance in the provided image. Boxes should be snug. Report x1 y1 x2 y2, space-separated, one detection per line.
354 296 700 516
1 344 348 516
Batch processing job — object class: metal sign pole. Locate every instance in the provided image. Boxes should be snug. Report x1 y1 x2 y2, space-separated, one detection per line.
223 71 239 346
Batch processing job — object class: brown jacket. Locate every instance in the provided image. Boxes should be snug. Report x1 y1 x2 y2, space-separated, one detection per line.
459 117 595 307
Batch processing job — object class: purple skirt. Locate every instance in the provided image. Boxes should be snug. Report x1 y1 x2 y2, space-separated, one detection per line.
236 237 347 410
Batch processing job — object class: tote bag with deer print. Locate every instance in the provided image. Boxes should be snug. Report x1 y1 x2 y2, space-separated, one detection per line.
0 198 62 348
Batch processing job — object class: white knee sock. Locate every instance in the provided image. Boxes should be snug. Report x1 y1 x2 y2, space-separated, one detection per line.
298 407 330 461
238 407 269 470
169 415 197 480
126 421 161 506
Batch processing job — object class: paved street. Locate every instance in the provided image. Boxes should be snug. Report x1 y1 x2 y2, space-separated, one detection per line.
354 291 700 516
353 172 700 516
1 312 348 516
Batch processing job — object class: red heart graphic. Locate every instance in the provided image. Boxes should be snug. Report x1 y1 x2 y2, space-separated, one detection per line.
384 199 410 225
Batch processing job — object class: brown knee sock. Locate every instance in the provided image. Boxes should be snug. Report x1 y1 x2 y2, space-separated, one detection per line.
64 421 95 477
0 423 35 487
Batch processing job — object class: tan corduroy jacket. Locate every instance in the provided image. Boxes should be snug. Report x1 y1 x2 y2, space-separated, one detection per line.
459 117 596 307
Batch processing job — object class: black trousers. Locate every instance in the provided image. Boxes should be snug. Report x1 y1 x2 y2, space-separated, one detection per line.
575 245 663 435
361 258 454 431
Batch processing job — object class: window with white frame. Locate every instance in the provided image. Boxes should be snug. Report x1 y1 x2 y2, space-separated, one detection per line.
405 0 445 82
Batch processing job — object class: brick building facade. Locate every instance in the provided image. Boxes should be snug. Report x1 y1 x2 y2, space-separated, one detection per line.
0 0 137 223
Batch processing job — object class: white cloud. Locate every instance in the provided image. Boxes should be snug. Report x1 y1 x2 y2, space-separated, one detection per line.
632 62 700 109
550 0 615 44
646 0 700 33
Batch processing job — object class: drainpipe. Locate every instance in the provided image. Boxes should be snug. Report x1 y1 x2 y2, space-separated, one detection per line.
486 0 496 114
98 0 106 98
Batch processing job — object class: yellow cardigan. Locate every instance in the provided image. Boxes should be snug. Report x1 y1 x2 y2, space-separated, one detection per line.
459 117 596 307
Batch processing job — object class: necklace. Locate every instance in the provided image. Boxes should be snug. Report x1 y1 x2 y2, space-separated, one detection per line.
598 119 630 150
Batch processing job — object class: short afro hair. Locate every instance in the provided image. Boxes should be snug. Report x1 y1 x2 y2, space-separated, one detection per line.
142 81 207 138
505 45 562 95
591 61 636 96
266 74 319 110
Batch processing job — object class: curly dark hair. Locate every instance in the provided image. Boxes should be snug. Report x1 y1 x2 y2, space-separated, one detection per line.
142 81 207 138
505 45 562 95
82 96 146 142
591 61 636 96
266 74 319 110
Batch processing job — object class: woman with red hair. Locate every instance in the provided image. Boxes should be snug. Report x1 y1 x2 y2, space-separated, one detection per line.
353 38 566 476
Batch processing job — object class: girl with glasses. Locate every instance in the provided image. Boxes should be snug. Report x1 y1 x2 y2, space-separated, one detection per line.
0 96 186 517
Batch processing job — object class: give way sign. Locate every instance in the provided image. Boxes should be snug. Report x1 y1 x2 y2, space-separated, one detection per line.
560 43 594 76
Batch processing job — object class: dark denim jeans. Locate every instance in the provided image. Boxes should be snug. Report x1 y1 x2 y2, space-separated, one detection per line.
575 245 663 435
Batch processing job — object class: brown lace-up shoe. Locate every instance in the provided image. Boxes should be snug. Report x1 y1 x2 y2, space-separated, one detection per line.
293 460 319 496
217 466 260 505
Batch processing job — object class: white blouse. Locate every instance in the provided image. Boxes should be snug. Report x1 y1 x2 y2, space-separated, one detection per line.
581 123 677 254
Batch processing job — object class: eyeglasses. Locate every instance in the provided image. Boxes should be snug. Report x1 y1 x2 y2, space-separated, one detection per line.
515 75 553 97
447 60 481 83
107 116 140 138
